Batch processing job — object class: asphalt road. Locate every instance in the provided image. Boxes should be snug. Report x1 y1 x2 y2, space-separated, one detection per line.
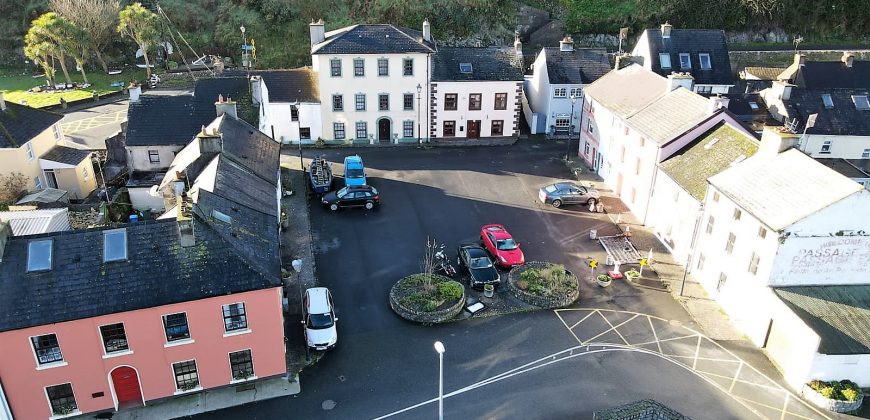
187 141 773 419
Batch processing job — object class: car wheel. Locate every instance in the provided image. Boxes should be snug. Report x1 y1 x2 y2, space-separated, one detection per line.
364 201 374 210
587 198 597 206
552 199 562 208
329 203 339 211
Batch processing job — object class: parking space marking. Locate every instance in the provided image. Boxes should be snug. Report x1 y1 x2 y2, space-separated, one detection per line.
61 109 127 135
554 309 830 420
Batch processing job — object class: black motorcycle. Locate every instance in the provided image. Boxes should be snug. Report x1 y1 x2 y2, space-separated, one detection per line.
434 244 456 277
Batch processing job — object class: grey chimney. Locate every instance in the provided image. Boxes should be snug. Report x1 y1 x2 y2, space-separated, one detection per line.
559 36 574 52
661 22 673 38
0 91 6 111
250 76 262 105
177 193 195 247
310 20 325 48
513 31 522 56
214 94 237 119
423 19 431 43
707 94 730 114
842 52 855 68
128 81 141 103
666 72 694 92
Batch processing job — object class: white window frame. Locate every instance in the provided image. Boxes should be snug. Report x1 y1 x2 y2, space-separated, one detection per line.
53 124 62 141
862 149 870 159
355 93 366 111
171 359 202 394
353 58 364 77
403 93 414 111
228 348 257 383
98 321 133 358
659 53 671 69
27 239 53 272
377 58 389 76
679 53 691 69
403 58 413 76
333 122 345 140
822 94 834 109
44 382 80 419
402 120 414 138
30 333 67 369
332 94 343 112
26 142 35 161
103 228 128 262
162 311 194 346
699 53 712 70
355 122 368 140
222 302 250 335
820 140 832 154
851 95 869 110
148 150 160 164
35 176 44 190
553 88 567 98
554 118 570 128
569 87 581 99
329 58 341 77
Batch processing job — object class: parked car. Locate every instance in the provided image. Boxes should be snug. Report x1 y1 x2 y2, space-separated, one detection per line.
321 185 380 211
480 224 525 268
457 244 500 290
343 155 367 187
538 182 600 208
302 287 338 351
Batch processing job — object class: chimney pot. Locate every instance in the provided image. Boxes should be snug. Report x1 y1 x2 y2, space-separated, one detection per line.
423 19 431 43
310 20 326 49
559 36 574 52
842 52 855 68
661 22 673 38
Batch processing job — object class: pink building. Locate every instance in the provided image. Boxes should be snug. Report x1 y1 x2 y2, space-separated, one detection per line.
0 112 286 419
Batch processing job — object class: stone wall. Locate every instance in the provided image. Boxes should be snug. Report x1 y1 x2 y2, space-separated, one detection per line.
507 262 579 309
389 276 466 324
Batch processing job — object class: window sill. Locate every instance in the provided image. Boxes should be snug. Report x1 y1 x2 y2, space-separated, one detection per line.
102 350 134 359
230 375 258 384
36 361 68 371
164 339 195 348
223 329 252 338
49 410 81 419
173 386 203 395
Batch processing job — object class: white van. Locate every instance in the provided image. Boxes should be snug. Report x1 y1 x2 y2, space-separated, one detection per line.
302 287 338 351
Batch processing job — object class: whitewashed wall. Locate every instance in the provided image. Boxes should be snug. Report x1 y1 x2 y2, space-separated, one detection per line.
127 145 184 172
647 173 703 264
128 186 166 212
432 80 520 138
802 134 870 160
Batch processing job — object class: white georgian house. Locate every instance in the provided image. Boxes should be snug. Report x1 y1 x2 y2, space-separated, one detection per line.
430 46 524 140
522 37 611 136
309 20 435 144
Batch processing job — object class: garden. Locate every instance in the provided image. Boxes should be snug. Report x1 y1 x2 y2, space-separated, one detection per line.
508 261 579 309
390 273 465 324
802 379 864 414
0 67 146 109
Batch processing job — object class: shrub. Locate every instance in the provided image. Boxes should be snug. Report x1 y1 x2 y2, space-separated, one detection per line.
520 268 541 283
424 300 439 312
437 281 463 301
597 274 612 282
529 284 545 295
516 280 529 290
625 269 640 278
842 388 860 402
819 387 835 399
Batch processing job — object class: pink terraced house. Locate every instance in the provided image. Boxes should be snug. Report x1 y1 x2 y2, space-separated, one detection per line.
0 110 286 419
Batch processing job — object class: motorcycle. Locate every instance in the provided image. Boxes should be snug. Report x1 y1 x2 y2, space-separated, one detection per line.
434 245 456 277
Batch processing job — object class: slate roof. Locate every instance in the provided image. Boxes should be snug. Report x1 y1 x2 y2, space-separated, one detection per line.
742 66 786 81
640 28 733 86
432 47 522 82
125 78 249 146
774 286 870 355
708 148 862 231
793 60 870 89
660 122 759 201
724 93 777 132
40 145 91 165
0 102 63 148
625 87 711 144
252 69 319 102
0 113 281 332
783 88 870 136
814 158 870 179
313 24 436 55
543 47 611 84
584 64 669 118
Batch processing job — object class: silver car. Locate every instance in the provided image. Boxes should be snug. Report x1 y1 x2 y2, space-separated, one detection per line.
539 182 600 208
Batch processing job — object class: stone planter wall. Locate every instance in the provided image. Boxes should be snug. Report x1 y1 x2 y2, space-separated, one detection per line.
389 276 465 324
507 262 579 309
801 384 864 413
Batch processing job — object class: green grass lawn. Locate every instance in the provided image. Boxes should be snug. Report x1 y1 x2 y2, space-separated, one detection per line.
0 67 148 108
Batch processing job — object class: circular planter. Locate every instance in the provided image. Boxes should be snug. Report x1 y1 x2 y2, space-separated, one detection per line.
483 284 495 298
508 262 580 308
596 276 612 287
390 274 465 324
802 384 864 413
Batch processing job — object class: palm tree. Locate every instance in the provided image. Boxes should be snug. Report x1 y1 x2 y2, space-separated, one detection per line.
117 3 160 78
24 35 57 86
25 13 74 85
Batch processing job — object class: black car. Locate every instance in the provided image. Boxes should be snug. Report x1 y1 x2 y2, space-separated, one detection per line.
457 245 500 290
321 185 380 211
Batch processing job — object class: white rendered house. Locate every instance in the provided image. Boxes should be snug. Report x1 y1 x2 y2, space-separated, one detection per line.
309 20 435 144
250 69 322 144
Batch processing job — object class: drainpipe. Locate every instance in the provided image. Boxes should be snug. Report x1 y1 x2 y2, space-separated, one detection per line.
426 52 431 143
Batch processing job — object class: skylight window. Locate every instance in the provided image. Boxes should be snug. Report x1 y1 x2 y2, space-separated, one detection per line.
748 101 759 110
679 53 691 69
212 209 232 224
27 240 53 272
699 53 712 70
103 229 128 262
821 94 834 109
852 95 870 110
659 53 671 69
459 63 473 74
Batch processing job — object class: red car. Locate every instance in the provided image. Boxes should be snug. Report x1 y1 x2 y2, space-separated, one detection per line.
480 224 525 268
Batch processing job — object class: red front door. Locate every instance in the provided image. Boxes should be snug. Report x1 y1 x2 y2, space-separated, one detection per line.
111 367 142 407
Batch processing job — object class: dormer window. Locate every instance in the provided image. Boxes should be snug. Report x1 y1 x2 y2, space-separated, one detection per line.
821 94 834 109
699 53 712 70
852 95 870 110
27 239 53 272
103 229 128 262
459 63 473 74
748 101 759 110
679 53 691 69
659 53 671 69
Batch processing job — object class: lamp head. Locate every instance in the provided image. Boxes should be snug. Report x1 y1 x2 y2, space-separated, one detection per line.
434 341 445 354
240 26 246 34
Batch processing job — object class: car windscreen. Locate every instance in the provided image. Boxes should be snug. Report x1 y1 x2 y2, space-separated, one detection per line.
497 239 518 250
346 168 364 178
336 188 349 198
544 185 558 193
307 313 334 329
470 257 493 269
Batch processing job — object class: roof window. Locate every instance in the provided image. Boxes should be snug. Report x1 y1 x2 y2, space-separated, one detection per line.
459 63 473 74
699 53 712 70
27 239 53 272
748 101 759 110
659 53 671 69
103 229 128 262
679 53 691 69
821 94 834 109
212 209 233 224
852 95 870 110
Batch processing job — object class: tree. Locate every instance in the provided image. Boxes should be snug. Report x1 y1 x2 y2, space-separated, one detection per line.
58 19 92 84
117 3 159 78
50 0 120 73
24 31 57 86
24 12 72 84
0 172 28 206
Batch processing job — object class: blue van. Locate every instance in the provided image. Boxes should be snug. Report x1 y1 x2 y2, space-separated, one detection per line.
343 155 367 186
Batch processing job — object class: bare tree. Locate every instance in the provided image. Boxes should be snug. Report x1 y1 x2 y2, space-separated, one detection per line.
50 0 120 73
0 172 28 205
419 236 438 291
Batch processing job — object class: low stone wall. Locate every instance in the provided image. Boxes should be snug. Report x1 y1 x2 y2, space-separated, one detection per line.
801 385 864 413
507 262 579 309
389 276 466 324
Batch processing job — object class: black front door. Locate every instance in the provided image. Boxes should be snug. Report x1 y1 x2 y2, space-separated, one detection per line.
467 120 480 139
378 119 391 143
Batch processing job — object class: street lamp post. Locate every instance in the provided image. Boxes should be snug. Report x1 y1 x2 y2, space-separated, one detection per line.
565 92 578 161
240 26 248 74
434 341 445 420
417 84 422 145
